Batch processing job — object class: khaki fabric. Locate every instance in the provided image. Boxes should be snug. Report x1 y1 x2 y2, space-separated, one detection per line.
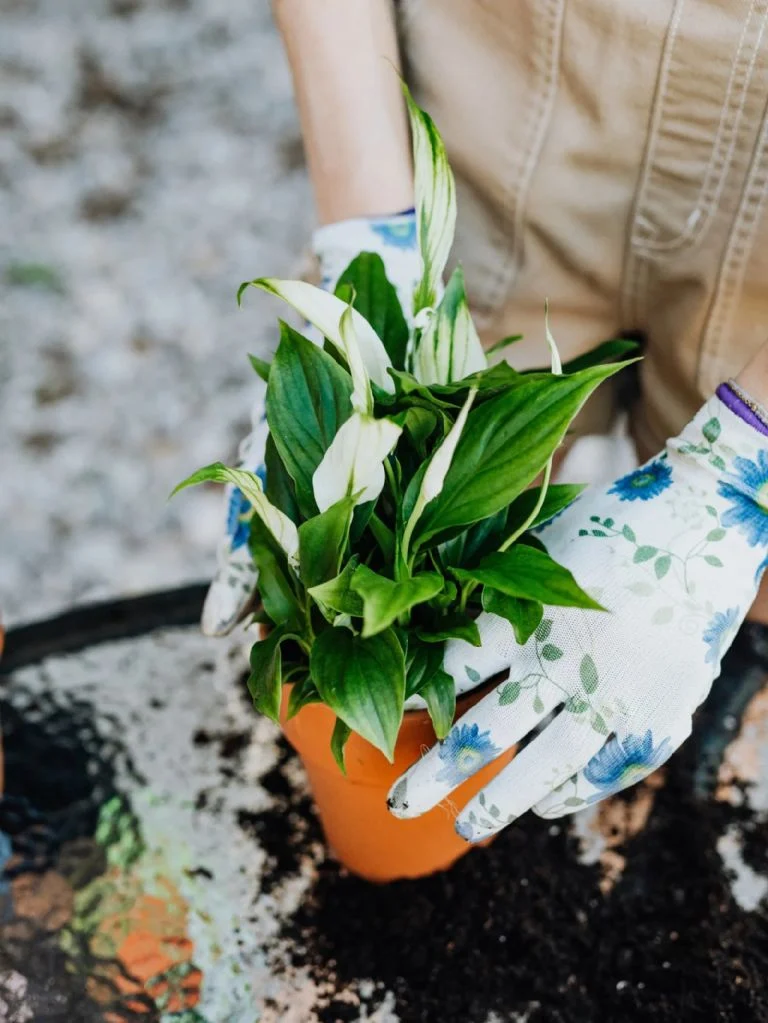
399 0 768 456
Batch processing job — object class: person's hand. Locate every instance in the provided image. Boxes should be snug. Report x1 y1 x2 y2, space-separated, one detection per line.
202 210 421 636
388 393 768 839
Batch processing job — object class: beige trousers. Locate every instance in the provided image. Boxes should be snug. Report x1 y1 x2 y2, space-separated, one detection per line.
399 0 768 456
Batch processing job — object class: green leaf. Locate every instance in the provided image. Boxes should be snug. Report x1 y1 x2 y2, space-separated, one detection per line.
403 83 457 313
311 627 405 760
465 665 481 683
413 362 631 545
331 718 352 773
633 545 658 563
453 546 605 610
248 352 271 383
622 524 637 542
266 322 354 516
307 558 363 618
298 496 355 588
336 252 409 370
286 674 321 718
654 555 672 579
416 613 481 646
580 654 599 693
559 337 640 374
437 509 508 570
541 644 563 661
247 626 291 722
420 668 456 739
399 405 439 454
533 695 545 714
405 638 444 699
248 515 302 629
710 454 727 471
564 796 585 807
369 513 396 562
505 483 586 534
498 680 521 705
350 565 445 638
485 333 523 356
652 606 674 625
264 434 300 523
482 590 543 645
706 528 726 542
704 554 723 567
702 417 721 444
536 619 553 642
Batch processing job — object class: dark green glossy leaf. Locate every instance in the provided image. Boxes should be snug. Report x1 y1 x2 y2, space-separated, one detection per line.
438 509 508 569
350 564 444 637
485 333 523 356
421 668 456 739
307 558 363 618
248 515 302 629
266 321 353 516
286 674 321 718
336 252 409 370
482 590 543 645
248 352 271 383
405 638 444 699
504 484 586 534
331 718 352 773
264 434 300 523
416 613 481 646
247 626 290 722
454 545 605 610
558 338 640 374
310 627 405 760
298 496 355 589
414 362 631 545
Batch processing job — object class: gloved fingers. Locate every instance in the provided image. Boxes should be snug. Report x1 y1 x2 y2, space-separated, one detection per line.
387 671 562 820
201 545 259 637
532 712 690 819
453 709 607 843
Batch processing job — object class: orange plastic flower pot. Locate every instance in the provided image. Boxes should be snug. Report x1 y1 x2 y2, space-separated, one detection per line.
280 683 515 883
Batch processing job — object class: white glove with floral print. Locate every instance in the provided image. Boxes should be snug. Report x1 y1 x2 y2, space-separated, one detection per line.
388 394 768 841
202 209 421 635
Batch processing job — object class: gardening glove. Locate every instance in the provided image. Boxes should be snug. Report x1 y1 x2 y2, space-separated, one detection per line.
388 392 768 840
202 209 421 636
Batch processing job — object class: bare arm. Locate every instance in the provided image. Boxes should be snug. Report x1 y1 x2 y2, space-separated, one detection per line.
274 0 414 224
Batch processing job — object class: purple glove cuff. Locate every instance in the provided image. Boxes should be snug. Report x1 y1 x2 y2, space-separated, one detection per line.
716 382 768 438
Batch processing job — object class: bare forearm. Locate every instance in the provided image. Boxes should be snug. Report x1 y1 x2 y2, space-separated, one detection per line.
274 0 413 224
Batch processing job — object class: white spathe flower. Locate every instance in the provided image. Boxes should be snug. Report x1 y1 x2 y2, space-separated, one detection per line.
404 84 457 314
401 387 477 551
544 299 563 375
243 278 393 397
339 303 373 414
413 267 487 385
313 413 402 514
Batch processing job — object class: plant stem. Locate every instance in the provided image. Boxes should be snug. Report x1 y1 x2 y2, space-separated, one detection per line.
498 458 553 553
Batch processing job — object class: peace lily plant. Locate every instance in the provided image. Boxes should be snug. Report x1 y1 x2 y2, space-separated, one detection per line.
174 86 635 771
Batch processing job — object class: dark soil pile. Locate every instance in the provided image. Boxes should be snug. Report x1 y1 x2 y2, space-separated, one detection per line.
251 629 768 1022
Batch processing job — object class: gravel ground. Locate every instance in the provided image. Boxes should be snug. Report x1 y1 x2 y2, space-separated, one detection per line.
0 0 312 625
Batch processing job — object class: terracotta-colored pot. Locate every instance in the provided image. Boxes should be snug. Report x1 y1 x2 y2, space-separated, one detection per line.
280 683 514 883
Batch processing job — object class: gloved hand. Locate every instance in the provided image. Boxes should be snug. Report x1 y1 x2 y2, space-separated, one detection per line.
388 393 768 839
202 210 421 636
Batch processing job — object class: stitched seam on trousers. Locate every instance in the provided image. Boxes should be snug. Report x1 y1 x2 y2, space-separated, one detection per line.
698 94 768 390
620 0 686 329
635 0 768 257
482 0 565 314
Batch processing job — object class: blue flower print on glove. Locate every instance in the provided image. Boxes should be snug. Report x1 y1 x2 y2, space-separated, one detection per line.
583 731 671 802
718 450 768 546
435 723 501 787
607 458 673 502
